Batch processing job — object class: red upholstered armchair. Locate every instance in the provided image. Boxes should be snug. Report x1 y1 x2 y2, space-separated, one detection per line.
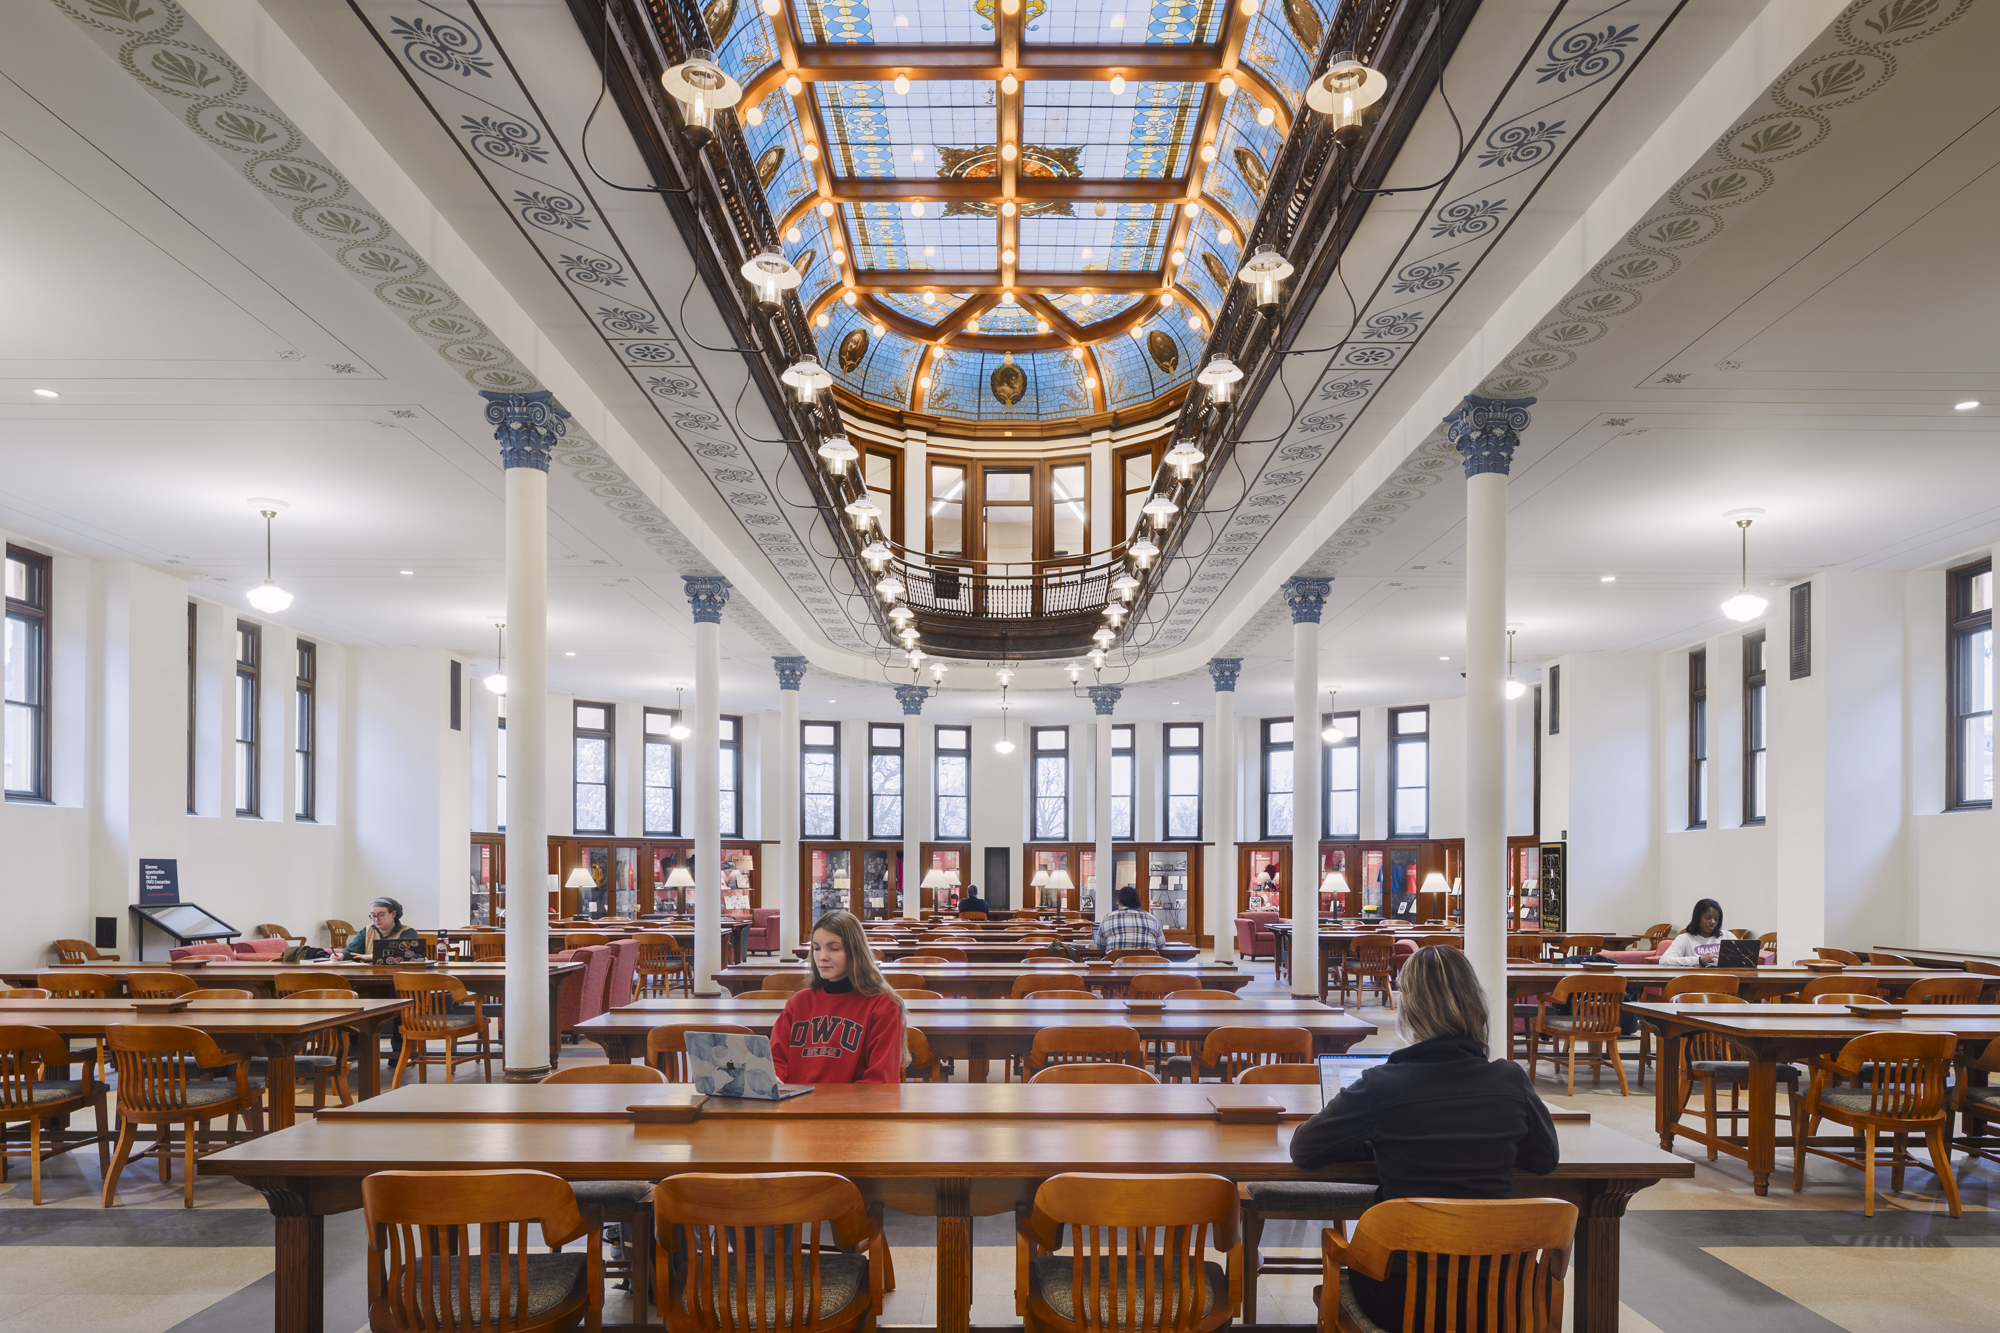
231 937 288 959
606 939 638 1008
555 945 615 1052
167 942 234 961
1234 913 1280 960
746 908 782 955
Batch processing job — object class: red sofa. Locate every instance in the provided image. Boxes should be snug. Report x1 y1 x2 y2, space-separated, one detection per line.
746 908 782 955
1234 913 1280 960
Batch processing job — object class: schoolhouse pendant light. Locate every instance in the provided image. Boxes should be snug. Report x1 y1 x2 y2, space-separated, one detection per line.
485 623 507 695
245 507 294 613
660 48 743 147
668 686 693 739
1505 629 1528 699
1305 52 1387 140
1321 690 1344 743
1721 512 1769 622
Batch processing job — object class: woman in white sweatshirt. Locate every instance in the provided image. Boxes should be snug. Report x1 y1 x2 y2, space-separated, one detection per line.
1659 898 1728 967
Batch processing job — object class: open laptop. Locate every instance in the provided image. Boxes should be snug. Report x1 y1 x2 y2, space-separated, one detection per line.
683 1031 815 1100
373 938 428 964
1716 938 1762 968
1317 1051 1391 1107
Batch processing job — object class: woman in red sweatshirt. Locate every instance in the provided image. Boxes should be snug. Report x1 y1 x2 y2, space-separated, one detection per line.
769 909 907 1083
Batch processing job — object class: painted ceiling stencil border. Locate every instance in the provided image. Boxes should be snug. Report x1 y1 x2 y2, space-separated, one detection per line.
49 0 802 657
346 0 866 652
1147 0 1690 653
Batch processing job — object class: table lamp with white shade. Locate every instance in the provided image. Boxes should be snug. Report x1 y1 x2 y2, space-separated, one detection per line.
663 865 695 912
1318 870 1349 916
1419 871 1450 924
564 866 599 917
921 867 958 910
1046 869 1074 911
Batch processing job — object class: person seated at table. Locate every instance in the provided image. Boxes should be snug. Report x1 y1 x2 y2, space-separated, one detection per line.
339 896 422 960
769 910 906 1084
1091 886 1165 954
1659 898 1728 968
955 885 990 916
1290 945 1558 1331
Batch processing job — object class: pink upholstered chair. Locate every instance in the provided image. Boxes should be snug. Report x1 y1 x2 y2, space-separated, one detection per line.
555 945 615 1053
231 937 288 959
1234 913 1279 960
746 908 783 955
607 939 638 1008
166 942 233 961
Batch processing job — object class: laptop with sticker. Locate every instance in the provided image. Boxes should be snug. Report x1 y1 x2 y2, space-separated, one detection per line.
682 1030 815 1100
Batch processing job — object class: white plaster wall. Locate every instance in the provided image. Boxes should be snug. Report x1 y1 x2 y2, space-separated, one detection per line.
1541 653 1658 931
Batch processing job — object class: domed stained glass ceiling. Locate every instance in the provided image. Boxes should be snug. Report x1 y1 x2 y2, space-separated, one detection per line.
706 0 1331 423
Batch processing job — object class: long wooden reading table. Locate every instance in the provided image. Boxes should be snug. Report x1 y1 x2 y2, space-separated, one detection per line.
203 1081 1691 1333
797 940 1199 963
711 959 1251 998
1508 963 1975 1004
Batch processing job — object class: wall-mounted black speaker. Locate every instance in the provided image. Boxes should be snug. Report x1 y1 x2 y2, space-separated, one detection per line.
95 916 118 950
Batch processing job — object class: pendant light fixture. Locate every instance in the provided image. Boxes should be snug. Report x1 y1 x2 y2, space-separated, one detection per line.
1505 629 1527 699
669 685 692 739
1321 690 1344 743
244 504 294 613
994 668 1016 753
659 48 743 148
1305 52 1387 140
1720 510 1769 622
484 623 507 695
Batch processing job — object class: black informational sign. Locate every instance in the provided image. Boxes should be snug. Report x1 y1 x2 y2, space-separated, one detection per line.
138 858 181 906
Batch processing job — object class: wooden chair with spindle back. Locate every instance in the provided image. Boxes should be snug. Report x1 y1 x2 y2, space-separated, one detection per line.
0 989 51 1000
283 989 362 1109
653 1171 886 1333
127 972 199 999
896 955 952 966
1638 923 1672 946
1168 1026 1312 1085
0 1024 108 1204
1128 974 1203 1000
1168 990 1244 1003
1635 974 1743 1087
102 1023 262 1208
646 1024 754 1081
1528 974 1630 1096
1506 934 1546 963
1814 947 1861 964
364 1168 603 1333
1012 973 1088 998
1026 991 1101 1001
1796 975 1880 1003
540 1064 668 1309
1015 1172 1241 1333
185 989 254 1000
1031 1063 1160 1084
1664 995 1803 1160
391 973 494 1088
1559 935 1605 958
51 940 119 965
1794 1031 1961 1217
255 924 300 941
37 972 115 998
894 988 943 1000
467 932 506 961
879 971 925 990
1903 976 1982 1004
1238 1064 1319 1085
1809 993 1887 1006
565 932 613 951
905 1027 942 1083
1956 1037 2000 1167
1867 951 1914 966
1332 935 1397 1009
636 934 692 997
759 971 814 994
919 946 969 962
273 972 340 997
1108 951 1171 965
1316 1198 1578 1333
544 1064 666 1084
325 920 355 949
1025 1025 1144 1076
734 990 796 1000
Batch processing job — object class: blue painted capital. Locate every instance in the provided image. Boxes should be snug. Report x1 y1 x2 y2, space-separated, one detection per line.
480 389 570 471
682 575 732 624
773 655 808 690
1206 657 1243 692
1444 395 1536 479
1281 577 1334 625
1088 684 1123 716
894 684 929 716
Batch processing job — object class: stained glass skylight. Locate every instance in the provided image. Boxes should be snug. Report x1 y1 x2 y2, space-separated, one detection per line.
845 204 997 271
710 1 780 84
1018 204 1175 273
791 0 992 44
818 81 996 179
976 303 1042 335
1026 0 1227 45
1099 307 1208 411
1046 292 1142 326
1204 91 1282 236
1022 82 1205 179
878 292 969 324
923 348 1093 422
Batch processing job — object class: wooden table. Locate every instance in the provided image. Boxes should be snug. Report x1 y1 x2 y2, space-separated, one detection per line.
577 996 1373 1081
1630 1001 2000 1195
9 961 581 1067
798 940 1199 963
0 997 406 1128
1507 963 1973 1004
1268 925 1644 989
1869 944 2000 972
203 1082 1689 1333
553 920 752 966
712 960 1252 998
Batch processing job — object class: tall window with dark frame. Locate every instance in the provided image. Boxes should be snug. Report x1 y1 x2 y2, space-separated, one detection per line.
802 721 840 839
234 621 260 816
1389 706 1429 837
1164 723 1202 839
3 549 51 802
934 725 970 839
642 707 680 836
1032 726 1068 840
1687 649 1708 829
1323 711 1360 838
294 640 316 821
573 702 614 835
186 602 197 814
1948 559 1993 809
719 715 743 837
1742 633 1767 825
496 716 507 832
1109 724 1134 840
869 724 904 840
1259 719 1293 840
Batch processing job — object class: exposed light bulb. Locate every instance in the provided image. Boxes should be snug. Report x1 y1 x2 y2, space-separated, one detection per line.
1000 142 1018 161
1257 105 1276 126
246 580 293 613
1723 593 1768 622
802 141 820 161
784 75 802 96
1218 75 1236 98
1002 248 1016 265
909 200 926 217
818 199 834 217
745 105 764 127
1001 200 1017 217
1109 75 1126 95
485 672 507 695
1505 679 1528 699
786 225 802 243
894 74 910 94
1001 74 1018 94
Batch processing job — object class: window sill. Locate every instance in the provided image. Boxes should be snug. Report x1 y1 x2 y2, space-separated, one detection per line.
4 794 53 805
1944 802 1994 813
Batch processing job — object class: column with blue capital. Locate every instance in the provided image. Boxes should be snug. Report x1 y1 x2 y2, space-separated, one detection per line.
1207 657 1242 962
895 685 929 919
482 389 569 1077
684 575 731 992
1088 685 1121 924
1446 394 1534 1057
1281 578 1331 999
774 656 807 952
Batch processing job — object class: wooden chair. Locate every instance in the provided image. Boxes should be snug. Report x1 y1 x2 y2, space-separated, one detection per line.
1954 1037 2000 1168
1167 1027 1312 1085
1635 974 1742 1087
734 990 797 1000
1809 993 1887 1006
1013 973 1088 998
539 1065 669 1307
959 911 990 920
1663 995 1803 1162
0 1024 109 1204
906 1027 943 1083
0 988 50 1000
1797 975 1880 1002
896 955 953 966
1024 949 1068 960
1813 947 1862 964
186 989 255 1000
1108 951 1170 965
632 934 690 999
1168 990 1245 1004
102 1023 262 1208
128 972 199 999
51 940 119 965
364 1169 603 1332
879 971 925 990
1332 935 1396 1010
1015 1172 1240 1333
1025 1025 1144 1076
1129 974 1203 1000
566 932 613 951
894 988 943 1000
1415 935 1464 952
919 946 968 962
1758 932 1778 952
1867 951 1914 966
285 989 363 1109
543 1064 667 1084
1637 923 1672 944
468 932 506 961
273 972 340 996
37 972 115 998
1904 976 1982 1004
255 923 301 941
653 1171 885 1333
325 919 355 949
646 1024 753 1081
1793 1031 1961 1218
1026 990 1102 1001
1527 975 1629 1096
1505 935 1545 964
1238 1064 1320 1085
759 972 814 994
391 974 495 1088
1317 1198 1577 1333
1558 935 1604 958
1032 1064 1161 1084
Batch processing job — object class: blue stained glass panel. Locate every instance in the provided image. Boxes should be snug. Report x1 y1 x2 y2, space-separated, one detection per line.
879 292 969 324
818 81 996 178
1203 93 1282 235
785 207 841 310
1239 5 1314 106
711 2 780 84
792 0 991 43
743 91 816 229
1022 82 1205 179
845 203 996 271
1178 208 1241 317
1046 292 1141 326
1018 204 1175 273
922 349 1092 421
1026 0 1226 45
972 303 1040 334
1098 307 1201 410
817 300 922 406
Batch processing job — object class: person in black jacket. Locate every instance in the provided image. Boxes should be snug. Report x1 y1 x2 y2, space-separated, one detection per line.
954 886 989 916
1290 944 1558 1329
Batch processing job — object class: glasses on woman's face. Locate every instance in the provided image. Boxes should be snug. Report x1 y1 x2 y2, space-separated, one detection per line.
369 910 394 922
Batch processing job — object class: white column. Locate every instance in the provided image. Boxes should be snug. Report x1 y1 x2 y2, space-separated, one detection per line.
489 392 563 1078
1208 658 1241 961
1091 687 1120 923
1283 580 1329 999
1447 396 1533 1058
686 576 731 994
897 685 928 918
774 657 805 949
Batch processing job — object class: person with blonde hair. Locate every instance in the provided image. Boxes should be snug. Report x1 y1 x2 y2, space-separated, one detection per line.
1289 945 1558 1329
767 910 906 1083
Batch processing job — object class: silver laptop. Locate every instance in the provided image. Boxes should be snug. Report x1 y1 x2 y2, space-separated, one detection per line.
682 1031 814 1100
1317 1051 1391 1105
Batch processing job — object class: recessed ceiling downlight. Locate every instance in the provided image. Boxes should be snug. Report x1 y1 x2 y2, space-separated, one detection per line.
32 389 59 398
